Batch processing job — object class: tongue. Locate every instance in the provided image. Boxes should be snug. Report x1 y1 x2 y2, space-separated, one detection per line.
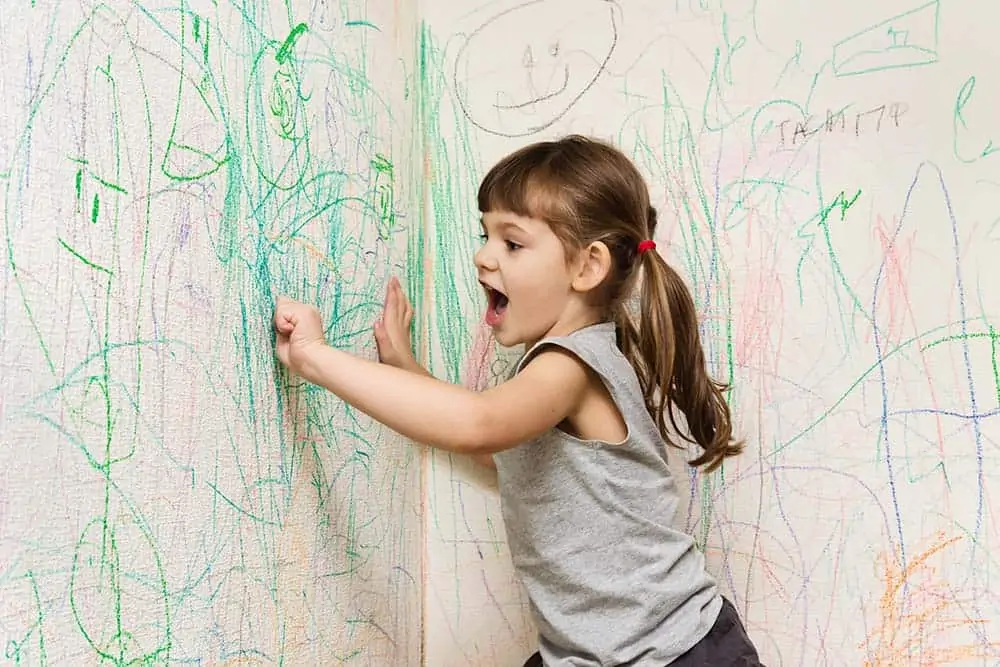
485 303 503 326
485 296 507 326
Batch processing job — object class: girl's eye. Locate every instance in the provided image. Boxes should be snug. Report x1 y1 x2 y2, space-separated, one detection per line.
478 233 489 241
505 241 522 251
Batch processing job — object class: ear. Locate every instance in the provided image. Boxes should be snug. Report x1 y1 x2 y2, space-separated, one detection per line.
570 241 612 293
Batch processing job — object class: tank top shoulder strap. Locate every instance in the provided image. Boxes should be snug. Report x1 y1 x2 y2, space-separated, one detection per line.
515 322 617 376
516 322 646 417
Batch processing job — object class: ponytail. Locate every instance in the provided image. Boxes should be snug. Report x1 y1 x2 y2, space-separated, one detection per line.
616 209 743 472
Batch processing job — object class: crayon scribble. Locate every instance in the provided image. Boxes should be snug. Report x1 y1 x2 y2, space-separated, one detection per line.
1 1 421 664
423 1 1000 665
1 0 998 666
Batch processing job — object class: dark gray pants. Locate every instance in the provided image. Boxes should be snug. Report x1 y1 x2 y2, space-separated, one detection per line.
522 597 764 666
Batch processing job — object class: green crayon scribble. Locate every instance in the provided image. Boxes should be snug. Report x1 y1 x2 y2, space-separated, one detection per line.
276 23 308 65
778 327 1000 457
953 75 999 163
91 175 126 194
991 323 1000 408
821 188 862 223
59 237 112 275
832 0 940 77
345 20 380 30
371 153 396 239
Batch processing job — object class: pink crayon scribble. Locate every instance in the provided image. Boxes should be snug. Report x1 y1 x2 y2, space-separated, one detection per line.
462 321 496 392
872 213 915 349
870 212 949 477
732 210 785 401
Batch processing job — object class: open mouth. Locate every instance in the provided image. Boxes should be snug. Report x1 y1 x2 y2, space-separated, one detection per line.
482 283 509 326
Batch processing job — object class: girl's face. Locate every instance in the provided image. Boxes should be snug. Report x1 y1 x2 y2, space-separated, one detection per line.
474 209 597 348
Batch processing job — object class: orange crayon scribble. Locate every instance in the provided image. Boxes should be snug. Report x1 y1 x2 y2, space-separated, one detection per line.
267 232 340 275
861 533 999 665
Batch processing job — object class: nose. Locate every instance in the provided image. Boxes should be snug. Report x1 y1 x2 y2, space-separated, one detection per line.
474 243 498 272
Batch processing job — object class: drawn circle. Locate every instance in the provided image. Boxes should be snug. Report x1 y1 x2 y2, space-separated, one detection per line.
453 0 619 138
246 42 314 190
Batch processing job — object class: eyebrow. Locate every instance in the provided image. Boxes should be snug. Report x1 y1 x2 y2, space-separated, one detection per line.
480 217 528 233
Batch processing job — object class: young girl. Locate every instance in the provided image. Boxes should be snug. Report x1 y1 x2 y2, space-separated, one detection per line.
274 135 763 666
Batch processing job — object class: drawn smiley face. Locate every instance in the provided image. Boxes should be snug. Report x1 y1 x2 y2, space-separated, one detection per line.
453 0 620 137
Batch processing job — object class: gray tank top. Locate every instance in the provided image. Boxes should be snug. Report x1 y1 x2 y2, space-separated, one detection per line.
493 322 723 666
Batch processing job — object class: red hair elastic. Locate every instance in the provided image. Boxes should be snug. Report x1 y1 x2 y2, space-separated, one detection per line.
637 239 657 254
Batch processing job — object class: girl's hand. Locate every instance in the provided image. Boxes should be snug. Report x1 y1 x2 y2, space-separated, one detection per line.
274 297 327 375
374 277 420 372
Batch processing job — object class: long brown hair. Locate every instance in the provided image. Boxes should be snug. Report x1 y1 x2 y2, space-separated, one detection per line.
478 135 743 472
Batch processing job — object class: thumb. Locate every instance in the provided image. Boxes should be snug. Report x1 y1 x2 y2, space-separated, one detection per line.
275 300 297 333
